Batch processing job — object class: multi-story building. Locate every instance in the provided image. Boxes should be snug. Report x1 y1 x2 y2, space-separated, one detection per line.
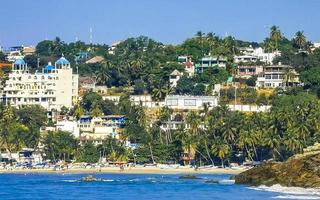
78 115 126 143
3 57 78 111
165 95 218 110
195 56 227 73
234 55 258 64
235 46 280 64
256 64 300 88
237 65 263 78
178 56 195 76
169 69 182 87
252 47 280 64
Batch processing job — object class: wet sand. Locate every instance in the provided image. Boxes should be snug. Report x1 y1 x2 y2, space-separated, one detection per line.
0 166 247 174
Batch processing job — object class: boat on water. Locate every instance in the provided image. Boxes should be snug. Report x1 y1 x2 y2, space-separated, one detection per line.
80 175 102 182
218 180 235 185
205 179 235 185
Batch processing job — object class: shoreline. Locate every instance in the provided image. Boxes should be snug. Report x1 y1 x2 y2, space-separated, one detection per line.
0 167 247 175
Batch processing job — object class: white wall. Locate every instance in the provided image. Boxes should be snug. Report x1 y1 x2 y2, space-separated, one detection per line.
228 104 271 112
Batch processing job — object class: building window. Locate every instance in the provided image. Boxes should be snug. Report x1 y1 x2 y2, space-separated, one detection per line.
265 75 271 79
184 99 196 106
166 99 178 106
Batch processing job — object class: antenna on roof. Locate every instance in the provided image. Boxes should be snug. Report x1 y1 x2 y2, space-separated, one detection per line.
89 27 93 44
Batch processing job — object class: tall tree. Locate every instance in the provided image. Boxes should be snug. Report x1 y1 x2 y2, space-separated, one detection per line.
270 25 282 51
294 31 306 50
96 61 111 86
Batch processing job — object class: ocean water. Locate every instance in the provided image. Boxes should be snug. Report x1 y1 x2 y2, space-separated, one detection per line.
0 173 319 200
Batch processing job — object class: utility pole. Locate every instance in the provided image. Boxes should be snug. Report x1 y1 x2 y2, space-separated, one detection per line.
37 54 40 69
234 83 237 111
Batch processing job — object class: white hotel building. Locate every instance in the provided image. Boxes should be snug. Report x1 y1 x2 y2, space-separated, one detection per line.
3 57 78 111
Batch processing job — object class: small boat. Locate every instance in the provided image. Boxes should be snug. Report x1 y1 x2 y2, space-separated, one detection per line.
80 175 101 182
206 179 235 184
218 179 235 185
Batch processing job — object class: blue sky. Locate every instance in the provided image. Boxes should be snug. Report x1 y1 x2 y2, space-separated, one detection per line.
1 0 320 47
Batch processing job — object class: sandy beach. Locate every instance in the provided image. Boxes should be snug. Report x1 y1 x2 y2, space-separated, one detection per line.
0 166 247 175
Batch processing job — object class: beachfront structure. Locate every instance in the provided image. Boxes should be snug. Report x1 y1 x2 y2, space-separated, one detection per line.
3 57 78 111
169 70 182 87
237 65 263 78
165 95 218 110
78 115 126 143
256 64 300 88
195 56 227 73
0 148 43 164
56 120 80 138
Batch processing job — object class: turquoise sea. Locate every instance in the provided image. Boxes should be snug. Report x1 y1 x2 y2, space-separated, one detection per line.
0 173 319 200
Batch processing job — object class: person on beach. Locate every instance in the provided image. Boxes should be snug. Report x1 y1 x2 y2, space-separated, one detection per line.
120 164 124 171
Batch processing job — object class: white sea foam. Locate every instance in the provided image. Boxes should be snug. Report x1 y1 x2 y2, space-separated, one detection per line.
249 184 320 200
63 180 78 183
273 195 320 199
102 179 114 182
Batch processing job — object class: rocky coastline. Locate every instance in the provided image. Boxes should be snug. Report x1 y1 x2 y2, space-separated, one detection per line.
233 143 320 188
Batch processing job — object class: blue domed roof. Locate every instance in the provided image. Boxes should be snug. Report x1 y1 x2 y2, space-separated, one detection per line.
45 63 55 70
14 58 26 65
55 56 70 65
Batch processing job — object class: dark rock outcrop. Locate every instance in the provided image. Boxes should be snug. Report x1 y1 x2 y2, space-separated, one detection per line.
233 146 320 188
179 175 202 180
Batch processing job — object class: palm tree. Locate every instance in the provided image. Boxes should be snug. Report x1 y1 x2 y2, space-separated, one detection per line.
159 106 174 144
196 31 205 57
264 120 283 160
282 67 296 88
270 26 282 51
186 111 201 136
262 38 275 53
283 126 304 154
74 105 85 120
96 61 111 85
206 32 219 53
223 36 237 55
220 116 237 143
152 85 167 101
201 130 215 166
211 137 230 167
294 31 306 50
130 58 145 72
90 104 103 117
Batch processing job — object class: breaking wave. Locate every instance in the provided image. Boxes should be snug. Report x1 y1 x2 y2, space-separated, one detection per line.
249 184 320 199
